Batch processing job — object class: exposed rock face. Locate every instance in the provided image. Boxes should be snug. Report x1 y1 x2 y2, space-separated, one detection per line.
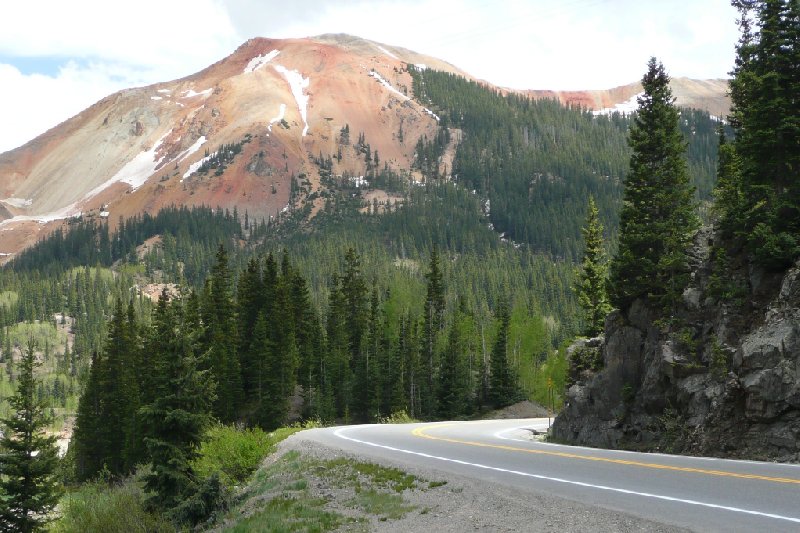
553 227 800 461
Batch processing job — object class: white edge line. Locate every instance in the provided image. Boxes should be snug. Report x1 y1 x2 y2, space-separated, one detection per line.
333 426 800 525
493 426 800 468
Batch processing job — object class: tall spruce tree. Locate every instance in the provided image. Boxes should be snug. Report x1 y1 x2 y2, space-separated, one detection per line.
575 196 611 336
206 245 242 422
141 291 214 511
421 245 445 417
609 57 698 313
72 351 104 480
0 340 60 532
488 299 517 408
727 0 800 269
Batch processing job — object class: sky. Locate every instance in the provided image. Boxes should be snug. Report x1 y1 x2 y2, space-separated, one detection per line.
0 0 739 154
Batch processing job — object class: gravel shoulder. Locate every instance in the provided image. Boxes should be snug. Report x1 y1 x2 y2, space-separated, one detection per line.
281 431 691 533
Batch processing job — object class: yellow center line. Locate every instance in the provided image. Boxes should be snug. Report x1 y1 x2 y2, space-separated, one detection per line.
411 423 800 485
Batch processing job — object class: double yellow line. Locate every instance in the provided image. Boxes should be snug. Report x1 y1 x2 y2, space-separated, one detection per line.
412 423 800 485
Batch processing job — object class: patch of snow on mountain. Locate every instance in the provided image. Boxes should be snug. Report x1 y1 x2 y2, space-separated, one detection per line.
350 175 368 188
274 65 310 136
176 136 207 163
0 203 82 227
157 89 171 94
375 44 398 59
592 92 643 116
415 63 427 70
181 88 213 99
84 130 172 199
182 151 215 181
268 103 287 134
151 96 162 101
2 198 32 208
244 49 280 74
422 107 440 121
369 71 408 101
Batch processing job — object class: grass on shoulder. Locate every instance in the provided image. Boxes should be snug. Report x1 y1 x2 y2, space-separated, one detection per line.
222 450 447 532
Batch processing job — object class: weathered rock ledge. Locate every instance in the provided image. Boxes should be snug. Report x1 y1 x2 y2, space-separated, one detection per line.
553 228 800 461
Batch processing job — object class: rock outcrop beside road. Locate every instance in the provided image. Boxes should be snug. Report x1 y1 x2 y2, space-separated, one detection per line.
554 227 800 461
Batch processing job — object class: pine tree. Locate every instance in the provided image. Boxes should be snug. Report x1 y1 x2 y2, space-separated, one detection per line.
575 196 611 336
72 350 103 480
206 245 242 422
609 57 698 313
488 299 517 408
0 340 60 532
421 245 445 416
437 312 470 419
140 291 214 512
713 127 744 238
727 0 800 268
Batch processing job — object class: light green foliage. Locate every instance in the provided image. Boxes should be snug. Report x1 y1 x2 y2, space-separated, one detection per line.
378 410 418 424
530 347 568 410
7 322 66 352
192 424 302 490
52 474 173 533
0 291 18 308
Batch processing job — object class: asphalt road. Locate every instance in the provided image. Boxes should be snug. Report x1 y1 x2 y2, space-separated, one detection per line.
297 418 800 532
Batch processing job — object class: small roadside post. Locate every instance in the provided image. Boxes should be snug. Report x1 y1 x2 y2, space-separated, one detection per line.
546 377 554 430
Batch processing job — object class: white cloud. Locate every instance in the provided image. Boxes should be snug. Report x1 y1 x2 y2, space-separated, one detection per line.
0 62 129 153
0 1 239 73
0 0 739 153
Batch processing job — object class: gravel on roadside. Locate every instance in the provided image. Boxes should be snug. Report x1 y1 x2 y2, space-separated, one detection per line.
280 432 692 533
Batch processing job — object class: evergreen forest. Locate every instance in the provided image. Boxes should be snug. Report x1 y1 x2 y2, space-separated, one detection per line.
1 0 798 528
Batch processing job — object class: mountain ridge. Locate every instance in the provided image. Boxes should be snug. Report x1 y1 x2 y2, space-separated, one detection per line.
0 34 728 259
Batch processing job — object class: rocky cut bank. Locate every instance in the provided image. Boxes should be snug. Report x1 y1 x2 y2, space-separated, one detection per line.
553 226 800 461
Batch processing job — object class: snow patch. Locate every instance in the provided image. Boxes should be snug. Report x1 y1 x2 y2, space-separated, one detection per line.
176 136 207 163
422 107 440 121
157 89 171 94
84 130 172 199
274 64 310 136
375 44 398 59
182 154 212 181
244 49 280 74
99 210 110 218
593 92 643 116
150 96 162 101
268 103 287 134
181 88 213 99
2 131 174 228
0 204 82 227
414 63 428 70
350 175 368 188
369 70 408 101
2 198 32 208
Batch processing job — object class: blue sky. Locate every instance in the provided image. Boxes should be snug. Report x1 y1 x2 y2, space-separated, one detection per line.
0 0 739 153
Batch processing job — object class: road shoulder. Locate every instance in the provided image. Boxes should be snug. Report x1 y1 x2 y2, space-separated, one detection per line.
284 431 691 532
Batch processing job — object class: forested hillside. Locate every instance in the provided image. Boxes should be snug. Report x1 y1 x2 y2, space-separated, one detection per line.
0 27 738 530
410 67 724 259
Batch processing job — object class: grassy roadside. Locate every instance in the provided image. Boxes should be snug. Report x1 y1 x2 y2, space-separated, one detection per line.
218 450 447 532
52 421 447 532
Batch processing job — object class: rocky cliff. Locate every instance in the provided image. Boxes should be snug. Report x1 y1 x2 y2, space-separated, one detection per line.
553 227 800 461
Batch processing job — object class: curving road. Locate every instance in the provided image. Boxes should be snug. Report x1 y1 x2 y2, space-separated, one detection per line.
297 418 800 532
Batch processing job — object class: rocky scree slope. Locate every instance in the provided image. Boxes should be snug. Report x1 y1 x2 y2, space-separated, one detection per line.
553 227 800 460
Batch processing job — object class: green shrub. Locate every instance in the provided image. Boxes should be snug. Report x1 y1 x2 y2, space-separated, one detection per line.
192 424 301 490
378 410 418 424
53 474 172 533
